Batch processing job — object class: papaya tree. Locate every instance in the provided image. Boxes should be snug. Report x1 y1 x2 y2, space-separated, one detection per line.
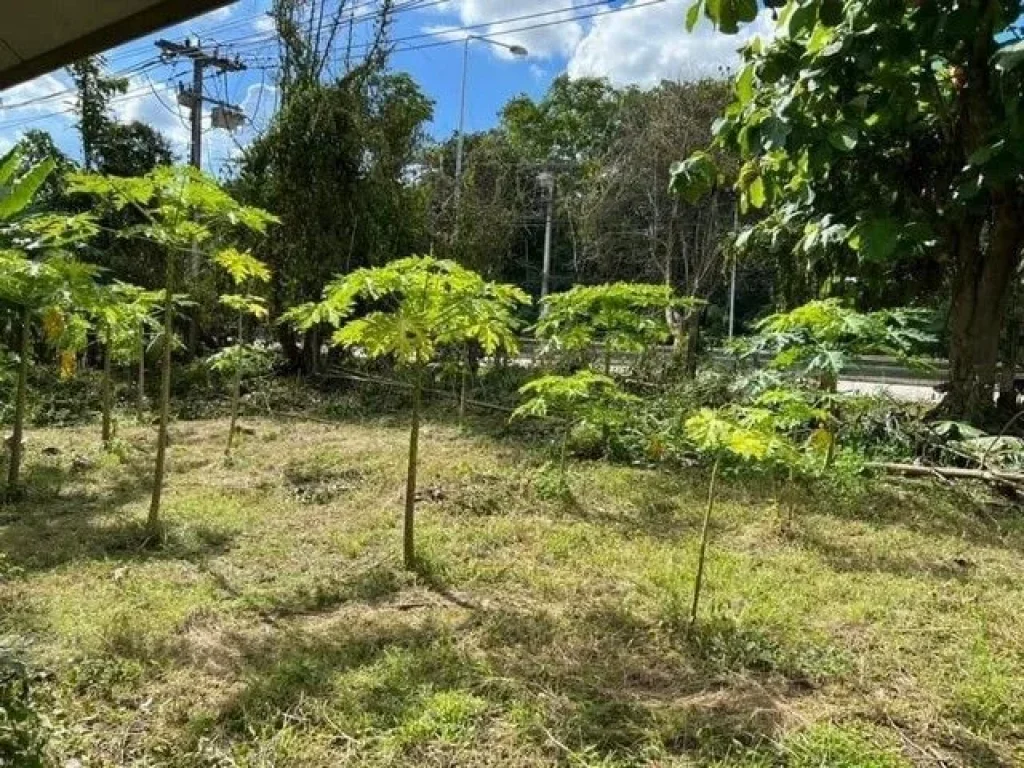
535 282 699 376
89 282 164 446
208 247 271 457
742 299 935 392
288 256 529 569
677 0 1024 423
68 167 277 535
0 150 88 499
513 370 639 472
683 394 829 624
0 252 98 499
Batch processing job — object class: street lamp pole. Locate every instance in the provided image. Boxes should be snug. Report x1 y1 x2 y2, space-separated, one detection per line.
453 35 528 236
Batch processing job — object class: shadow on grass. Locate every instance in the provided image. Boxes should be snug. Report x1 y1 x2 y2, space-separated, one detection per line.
198 597 826 764
0 455 237 573
795 524 981 582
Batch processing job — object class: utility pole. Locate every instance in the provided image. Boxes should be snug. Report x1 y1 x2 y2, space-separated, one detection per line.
156 38 245 355
156 38 246 172
538 170 555 303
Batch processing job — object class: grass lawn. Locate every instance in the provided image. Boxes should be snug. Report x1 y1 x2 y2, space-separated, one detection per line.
1 414 1022 767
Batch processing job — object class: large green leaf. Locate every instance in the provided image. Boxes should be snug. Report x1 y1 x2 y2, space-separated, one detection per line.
0 158 55 220
685 0 704 31
849 217 899 262
705 0 757 34
670 151 718 203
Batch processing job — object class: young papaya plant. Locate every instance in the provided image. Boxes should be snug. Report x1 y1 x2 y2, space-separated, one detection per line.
512 370 640 472
535 282 699 375
744 299 935 392
209 247 272 457
287 255 529 569
682 390 831 624
68 166 277 536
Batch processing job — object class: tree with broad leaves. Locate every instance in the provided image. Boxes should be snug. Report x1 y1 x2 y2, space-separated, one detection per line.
743 299 935 392
535 282 701 376
208 248 272 458
676 0 1024 424
0 249 99 500
68 166 277 536
683 389 830 624
513 370 639 473
87 282 165 445
287 256 529 569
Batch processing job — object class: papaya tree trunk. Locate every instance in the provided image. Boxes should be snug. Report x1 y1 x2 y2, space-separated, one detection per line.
458 345 468 426
5 307 30 499
148 255 175 536
101 333 113 447
226 315 243 457
690 457 720 625
136 322 146 423
403 366 422 570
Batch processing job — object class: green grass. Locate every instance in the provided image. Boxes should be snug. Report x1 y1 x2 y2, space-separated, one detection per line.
1 415 1023 766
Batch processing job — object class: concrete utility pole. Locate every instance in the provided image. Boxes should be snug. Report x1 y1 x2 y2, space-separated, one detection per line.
538 170 555 303
155 38 246 171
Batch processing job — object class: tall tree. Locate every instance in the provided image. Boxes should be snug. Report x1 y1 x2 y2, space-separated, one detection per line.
679 0 1024 422
236 69 433 372
66 56 127 172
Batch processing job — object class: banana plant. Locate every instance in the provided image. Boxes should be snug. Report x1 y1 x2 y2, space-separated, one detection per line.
287 256 529 569
69 167 277 535
208 247 271 457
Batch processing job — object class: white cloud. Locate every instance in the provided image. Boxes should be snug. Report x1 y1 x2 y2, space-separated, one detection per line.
111 75 191 154
568 0 775 86
0 73 78 155
425 0 586 60
252 14 276 34
191 3 237 25
111 75 278 174
0 73 74 115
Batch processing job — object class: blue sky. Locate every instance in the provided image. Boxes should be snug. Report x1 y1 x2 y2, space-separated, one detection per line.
0 0 769 175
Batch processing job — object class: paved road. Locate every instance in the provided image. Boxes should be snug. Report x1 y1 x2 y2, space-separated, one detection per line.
838 378 941 403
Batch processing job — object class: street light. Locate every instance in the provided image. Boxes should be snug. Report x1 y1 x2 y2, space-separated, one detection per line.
454 35 529 233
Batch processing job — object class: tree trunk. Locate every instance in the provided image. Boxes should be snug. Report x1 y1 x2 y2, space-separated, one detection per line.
690 457 720 625
226 315 244 457
458 344 469 426
5 307 30 499
403 368 422 570
998 281 1019 413
944 202 1023 424
148 255 175 537
136 323 146 423
101 334 113 447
